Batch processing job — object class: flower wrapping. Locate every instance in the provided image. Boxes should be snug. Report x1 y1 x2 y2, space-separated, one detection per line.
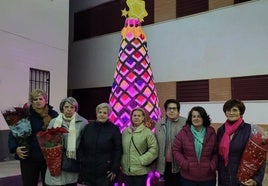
37 127 68 176
2 106 31 138
237 124 268 182
2 105 31 156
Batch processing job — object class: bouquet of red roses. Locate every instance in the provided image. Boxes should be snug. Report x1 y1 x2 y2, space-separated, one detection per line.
237 124 268 182
2 105 31 156
37 127 68 176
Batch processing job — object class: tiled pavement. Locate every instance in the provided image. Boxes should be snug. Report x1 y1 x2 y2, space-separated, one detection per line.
1 160 268 186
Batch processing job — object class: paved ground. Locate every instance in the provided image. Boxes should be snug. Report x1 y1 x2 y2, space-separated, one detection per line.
1 160 268 186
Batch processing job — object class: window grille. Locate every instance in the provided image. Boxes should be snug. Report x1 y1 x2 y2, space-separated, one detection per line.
29 68 50 103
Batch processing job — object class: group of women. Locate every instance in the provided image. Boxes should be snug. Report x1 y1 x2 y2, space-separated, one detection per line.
172 99 265 186
8 89 266 186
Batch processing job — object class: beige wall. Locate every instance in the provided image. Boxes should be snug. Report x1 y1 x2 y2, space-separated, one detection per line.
0 0 69 130
155 80 268 125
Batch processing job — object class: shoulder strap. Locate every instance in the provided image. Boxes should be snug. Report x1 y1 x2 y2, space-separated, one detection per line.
131 136 142 155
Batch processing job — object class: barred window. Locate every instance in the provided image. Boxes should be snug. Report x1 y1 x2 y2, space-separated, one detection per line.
29 68 50 103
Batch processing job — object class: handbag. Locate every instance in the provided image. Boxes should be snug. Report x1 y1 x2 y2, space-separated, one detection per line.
61 148 80 172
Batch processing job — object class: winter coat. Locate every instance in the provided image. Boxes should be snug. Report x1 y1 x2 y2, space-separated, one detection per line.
45 113 88 185
217 122 266 186
77 120 122 183
155 116 186 174
121 124 158 176
173 125 218 182
8 105 58 161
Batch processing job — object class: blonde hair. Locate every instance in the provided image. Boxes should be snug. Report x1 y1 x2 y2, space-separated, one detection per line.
29 89 48 103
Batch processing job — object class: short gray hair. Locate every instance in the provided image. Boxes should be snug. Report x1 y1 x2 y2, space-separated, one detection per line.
96 102 111 115
59 97 79 112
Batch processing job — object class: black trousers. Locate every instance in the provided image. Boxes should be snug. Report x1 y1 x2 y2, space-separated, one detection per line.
47 184 77 186
20 160 47 186
163 162 181 186
79 174 114 186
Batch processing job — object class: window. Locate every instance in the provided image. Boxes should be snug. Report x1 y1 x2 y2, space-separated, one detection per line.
29 68 50 103
231 75 268 100
176 80 209 102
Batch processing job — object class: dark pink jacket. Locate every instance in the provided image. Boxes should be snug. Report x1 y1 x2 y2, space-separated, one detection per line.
173 125 218 182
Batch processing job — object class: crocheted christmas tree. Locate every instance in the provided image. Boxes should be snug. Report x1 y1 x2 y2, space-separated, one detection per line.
109 0 161 131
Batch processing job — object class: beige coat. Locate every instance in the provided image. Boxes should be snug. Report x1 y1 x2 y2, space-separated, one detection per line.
121 124 158 176
155 116 186 174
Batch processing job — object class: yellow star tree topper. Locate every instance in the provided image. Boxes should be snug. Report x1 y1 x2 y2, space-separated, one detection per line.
121 0 148 22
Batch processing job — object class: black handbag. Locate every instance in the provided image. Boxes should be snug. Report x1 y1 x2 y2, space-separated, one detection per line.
61 148 80 172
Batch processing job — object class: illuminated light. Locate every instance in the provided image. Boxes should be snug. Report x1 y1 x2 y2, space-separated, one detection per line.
132 39 141 47
125 46 135 55
112 3 160 183
115 75 122 84
125 72 136 82
126 32 134 40
121 94 131 104
109 17 161 133
120 80 129 90
113 89 123 98
114 102 124 112
121 40 127 48
127 86 138 97
120 67 129 76
109 96 116 107
125 60 135 69
141 72 150 81
120 52 128 61
141 59 148 68
133 51 142 61
139 46 146 56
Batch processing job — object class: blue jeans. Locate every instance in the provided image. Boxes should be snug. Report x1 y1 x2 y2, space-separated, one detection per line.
180 177 216 186
124 174 147 186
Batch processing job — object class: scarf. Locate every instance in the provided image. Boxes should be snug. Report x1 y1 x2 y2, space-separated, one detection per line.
33 105 52 130
165 120 173 162
53 113 77 159
219 117 243 166
190 125 206 161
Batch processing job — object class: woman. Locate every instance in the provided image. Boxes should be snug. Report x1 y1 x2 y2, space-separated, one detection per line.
121 107 158 186
155 99 187 186
8 89 58 186
77 102 122 186
45 97 88 186
173 106 217 186
217 99 265 186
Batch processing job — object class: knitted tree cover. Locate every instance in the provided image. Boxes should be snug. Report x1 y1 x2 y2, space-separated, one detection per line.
109 18 161 131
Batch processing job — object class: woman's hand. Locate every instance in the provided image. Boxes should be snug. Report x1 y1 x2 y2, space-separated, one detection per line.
16 146 28 159
241 179 257 186
106 171 116 181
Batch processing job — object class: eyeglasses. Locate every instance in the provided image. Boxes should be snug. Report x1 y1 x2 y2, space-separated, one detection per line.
167 107 178 111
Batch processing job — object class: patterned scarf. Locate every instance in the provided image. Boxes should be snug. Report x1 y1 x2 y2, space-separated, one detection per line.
190 125 206 161
33 105 52 130
219 117 243 166
53 113 77 159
